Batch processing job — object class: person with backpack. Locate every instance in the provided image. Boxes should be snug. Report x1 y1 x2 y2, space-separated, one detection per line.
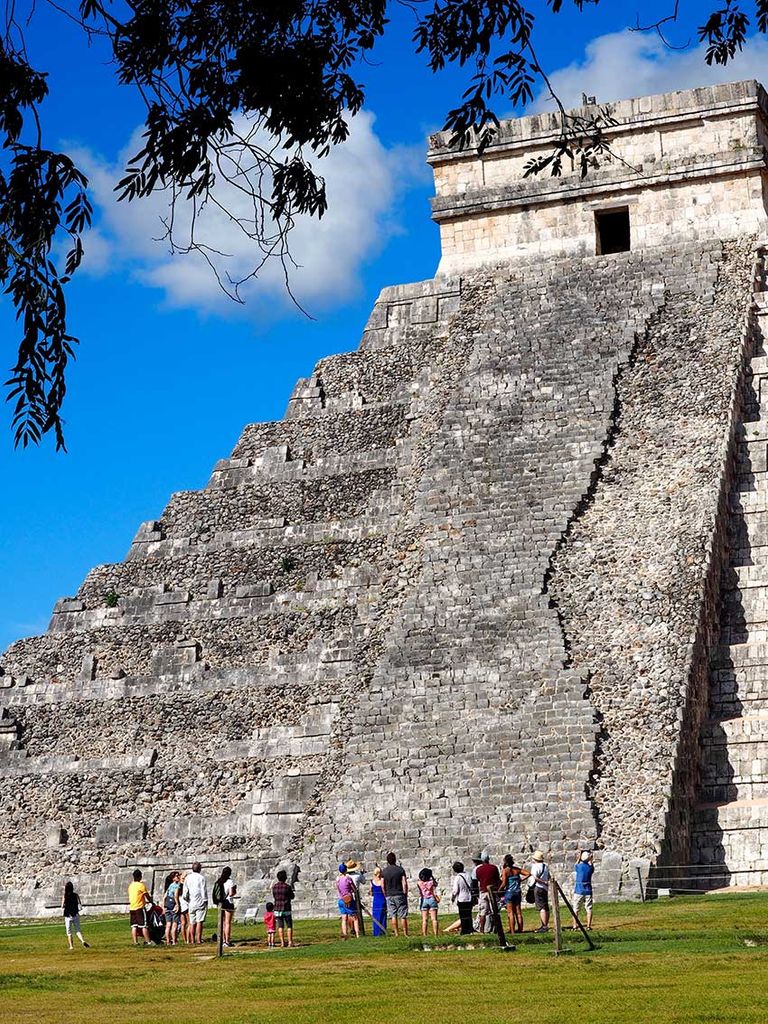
529 850 551 933
62 881 90 950
212 866 237 947
163 870 182 945
272 868 295 948
499 854 529 934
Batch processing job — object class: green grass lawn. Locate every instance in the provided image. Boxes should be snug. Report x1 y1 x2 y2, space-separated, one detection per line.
2 894 768 1024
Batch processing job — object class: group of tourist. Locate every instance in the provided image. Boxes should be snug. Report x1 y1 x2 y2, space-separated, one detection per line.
123 862 246 947
122 862 295 949
337 848 595 938
60 848 594 949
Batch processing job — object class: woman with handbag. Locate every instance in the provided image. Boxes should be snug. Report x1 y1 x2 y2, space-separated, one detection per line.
417 868 440 937
336 863 360 939
529 850 551 933
499 854 529 934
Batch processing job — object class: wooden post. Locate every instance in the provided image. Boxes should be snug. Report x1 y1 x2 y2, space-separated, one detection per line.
551 873 562 955
352 880 365 937
636 866 646 902
486 887 509 949
555 880 595 951
359 898 388 936
217 904 224 958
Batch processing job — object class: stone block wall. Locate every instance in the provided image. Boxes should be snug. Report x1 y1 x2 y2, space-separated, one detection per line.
0 236 759 917
429 81 768 272
294 238 759 910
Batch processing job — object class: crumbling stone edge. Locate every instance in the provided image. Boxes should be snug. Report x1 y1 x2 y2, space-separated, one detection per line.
655 242 768 889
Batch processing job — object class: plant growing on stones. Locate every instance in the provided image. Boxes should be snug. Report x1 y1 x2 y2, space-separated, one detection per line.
104 590 119 608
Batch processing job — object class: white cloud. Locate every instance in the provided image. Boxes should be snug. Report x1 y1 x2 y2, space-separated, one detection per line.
534 30 768 112
75 111 422 317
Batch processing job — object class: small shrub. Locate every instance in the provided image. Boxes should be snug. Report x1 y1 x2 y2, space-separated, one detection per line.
104 590 119 608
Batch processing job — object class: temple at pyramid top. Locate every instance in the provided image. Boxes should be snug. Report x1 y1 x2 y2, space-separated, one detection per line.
428 79 768 271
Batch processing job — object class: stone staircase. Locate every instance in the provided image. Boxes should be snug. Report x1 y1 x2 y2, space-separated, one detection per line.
693 310 768 887
0 277 468 914
0 243 761 916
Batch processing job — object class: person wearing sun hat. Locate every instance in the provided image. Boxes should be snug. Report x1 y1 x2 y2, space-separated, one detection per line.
529 850 550 933
344 859 366 934
345 859 366 891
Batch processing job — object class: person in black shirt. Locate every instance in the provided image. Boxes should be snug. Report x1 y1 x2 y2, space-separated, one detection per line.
381 852 409 937
62 881 90 950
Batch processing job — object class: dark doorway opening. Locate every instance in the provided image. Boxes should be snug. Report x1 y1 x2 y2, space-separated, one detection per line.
595 207 631 255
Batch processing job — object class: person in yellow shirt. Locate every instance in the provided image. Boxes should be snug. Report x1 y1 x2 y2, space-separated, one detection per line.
128 869 152 946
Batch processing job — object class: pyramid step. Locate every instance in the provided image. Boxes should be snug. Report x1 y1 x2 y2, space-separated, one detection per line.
699 781 768 805
713 642 768 668
701 715 768 740
232 401 409 463
710 699 768 720
4 604 364 687
126 508 398 561
49 573 382 633
2 653 361 708
739 419 768 444
208 443 405 491
734 468 768 493
728 563 768 588
156 463 397 542
78 531 387 612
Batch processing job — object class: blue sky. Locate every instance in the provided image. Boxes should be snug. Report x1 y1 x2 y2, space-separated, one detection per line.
1 3 767 649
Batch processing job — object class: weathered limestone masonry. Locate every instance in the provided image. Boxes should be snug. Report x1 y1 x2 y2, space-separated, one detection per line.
1 80 767 917
692 279 768 886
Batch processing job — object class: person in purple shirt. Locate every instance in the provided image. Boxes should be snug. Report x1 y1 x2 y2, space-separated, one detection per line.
336 864 360 939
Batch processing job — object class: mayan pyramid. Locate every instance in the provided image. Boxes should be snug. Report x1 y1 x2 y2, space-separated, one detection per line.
2 80 768 916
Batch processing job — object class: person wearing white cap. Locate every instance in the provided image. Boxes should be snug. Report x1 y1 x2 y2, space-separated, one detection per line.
473 849 501 934
529 851 550 933
572 851 594 931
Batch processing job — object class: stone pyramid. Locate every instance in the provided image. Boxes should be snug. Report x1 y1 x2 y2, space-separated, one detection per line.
2 80 768 917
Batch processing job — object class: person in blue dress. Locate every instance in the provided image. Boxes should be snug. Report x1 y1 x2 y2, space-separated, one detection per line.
370 866 388 936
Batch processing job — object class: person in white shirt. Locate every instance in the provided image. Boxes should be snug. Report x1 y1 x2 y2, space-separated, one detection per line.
443 861 474 935
529 850 550 933
182 861 209 945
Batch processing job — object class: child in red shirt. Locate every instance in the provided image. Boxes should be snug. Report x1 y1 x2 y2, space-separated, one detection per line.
263 902 276 948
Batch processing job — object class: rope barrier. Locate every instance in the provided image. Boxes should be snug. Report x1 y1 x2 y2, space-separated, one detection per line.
641 864 766 871
644 885 753 893
647 874 765 882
